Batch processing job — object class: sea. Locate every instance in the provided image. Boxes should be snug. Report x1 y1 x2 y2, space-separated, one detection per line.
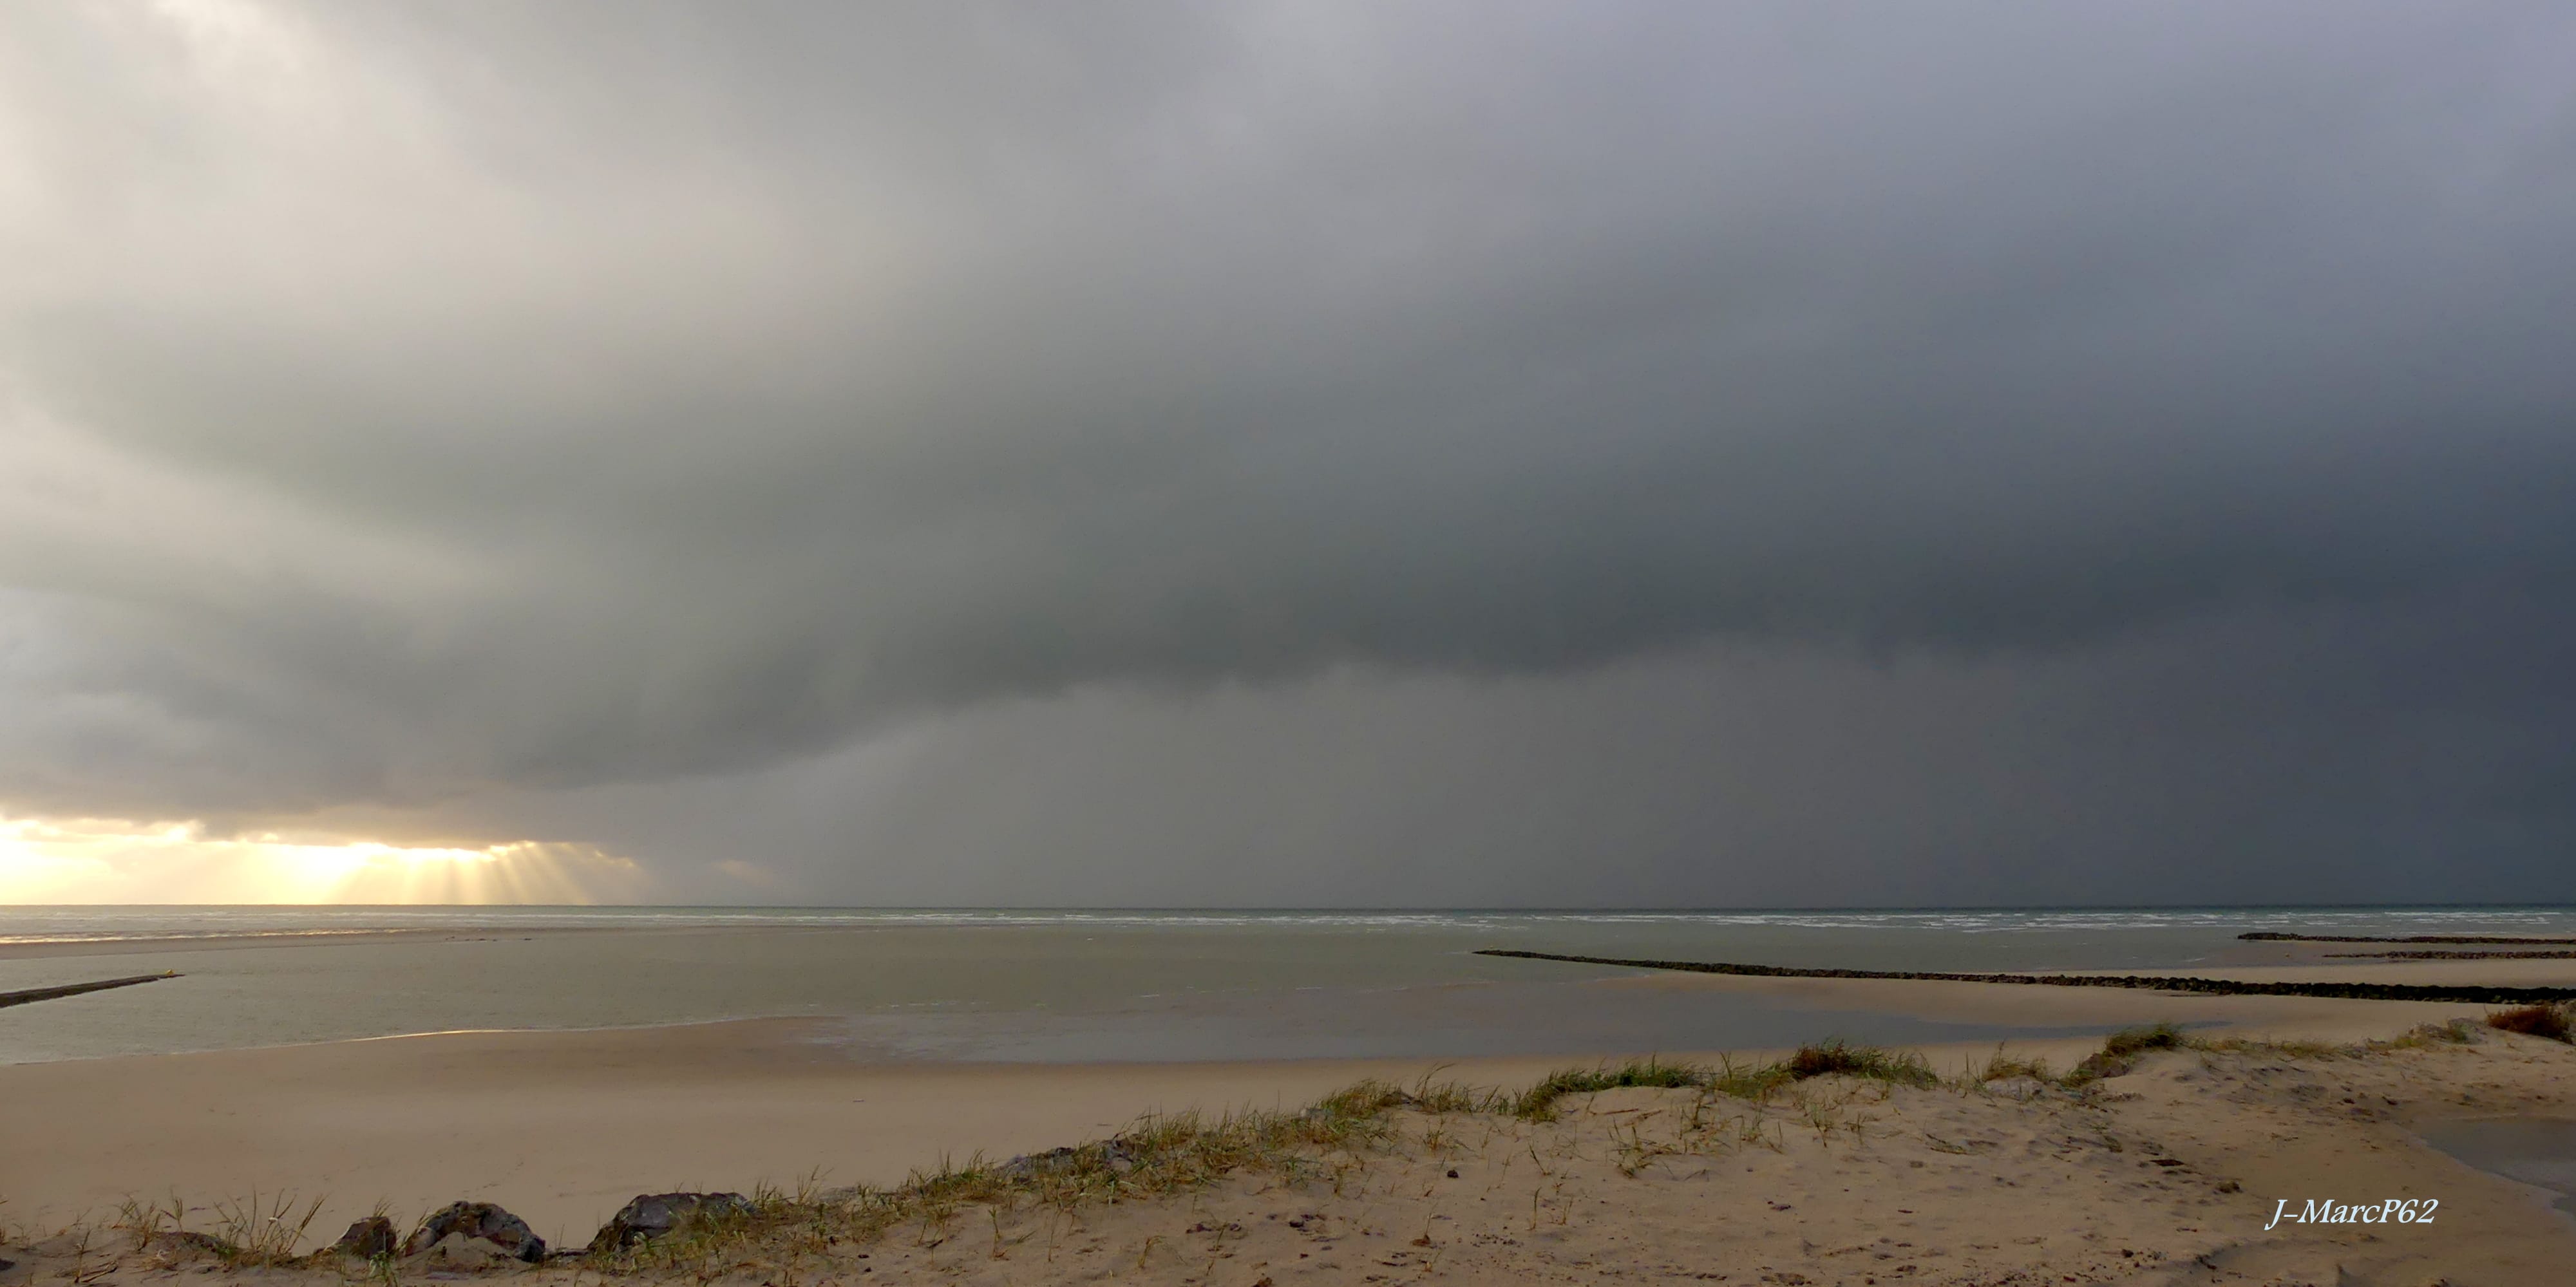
3 905 2571 1066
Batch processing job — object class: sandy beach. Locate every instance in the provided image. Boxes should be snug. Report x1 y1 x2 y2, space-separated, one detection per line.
8 948 2575 1284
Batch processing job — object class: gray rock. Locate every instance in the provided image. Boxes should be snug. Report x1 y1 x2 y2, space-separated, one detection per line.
331 1216 399 1258
995 1140 1142 1181
141 1231 228 1260
419 1234 519 1270
402 1202 545 1263
996 1146 1081 1181
1984 1075 2056 1102
585 1192 753 1254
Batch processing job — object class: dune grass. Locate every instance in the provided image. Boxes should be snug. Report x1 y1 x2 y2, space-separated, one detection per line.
2485 1002 2575 1042
1505 1057 1710 1120
1783 1040 1942 1086
1969 1047 2057 1085
588 1076 1455 1273
109 1190 326 1269
2380 1017 2481 1049
2097 1022 2189 1060
2063 1022 2188 1086
589 1044 1956 1271
1502 1042 1940 1121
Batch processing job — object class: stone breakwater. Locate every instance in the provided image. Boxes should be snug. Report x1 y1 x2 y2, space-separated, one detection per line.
2239 932 2576 944
1473 949 2576 1004
2325 950 2576 961
0 972 179 1010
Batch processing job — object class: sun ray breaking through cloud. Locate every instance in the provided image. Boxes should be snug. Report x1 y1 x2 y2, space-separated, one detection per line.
0 815 647 904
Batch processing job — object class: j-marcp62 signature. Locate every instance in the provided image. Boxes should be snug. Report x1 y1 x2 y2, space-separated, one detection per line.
2265 1198 2438 1230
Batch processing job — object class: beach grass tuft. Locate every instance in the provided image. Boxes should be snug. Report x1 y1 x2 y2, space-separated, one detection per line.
2382 1018 2481 1049
2098 1022 2188 1059
2485 1002 2575 1042
1400 1067 1504 1115
1781 1040 1938 1087
2066 1023 2189 1086
1506 1044 1935 1120
2056 1021 2360 1082
1507 1057 1708 1120
208 1191 325 1266
104 1189 321 1269
1971 1047 2056 1085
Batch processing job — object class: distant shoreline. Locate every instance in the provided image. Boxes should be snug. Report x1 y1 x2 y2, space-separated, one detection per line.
0 925 641 961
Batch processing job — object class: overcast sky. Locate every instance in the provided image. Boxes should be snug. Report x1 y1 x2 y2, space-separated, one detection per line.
3 1 2572 906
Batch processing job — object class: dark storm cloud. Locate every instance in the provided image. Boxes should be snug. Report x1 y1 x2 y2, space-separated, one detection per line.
332 587 2576 907
3 1 2573 838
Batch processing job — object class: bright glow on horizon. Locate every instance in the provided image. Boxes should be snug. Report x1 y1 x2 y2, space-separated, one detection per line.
0 815 645 904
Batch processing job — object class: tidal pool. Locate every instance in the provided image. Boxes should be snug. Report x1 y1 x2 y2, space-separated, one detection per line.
2418 1118 2576 1218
